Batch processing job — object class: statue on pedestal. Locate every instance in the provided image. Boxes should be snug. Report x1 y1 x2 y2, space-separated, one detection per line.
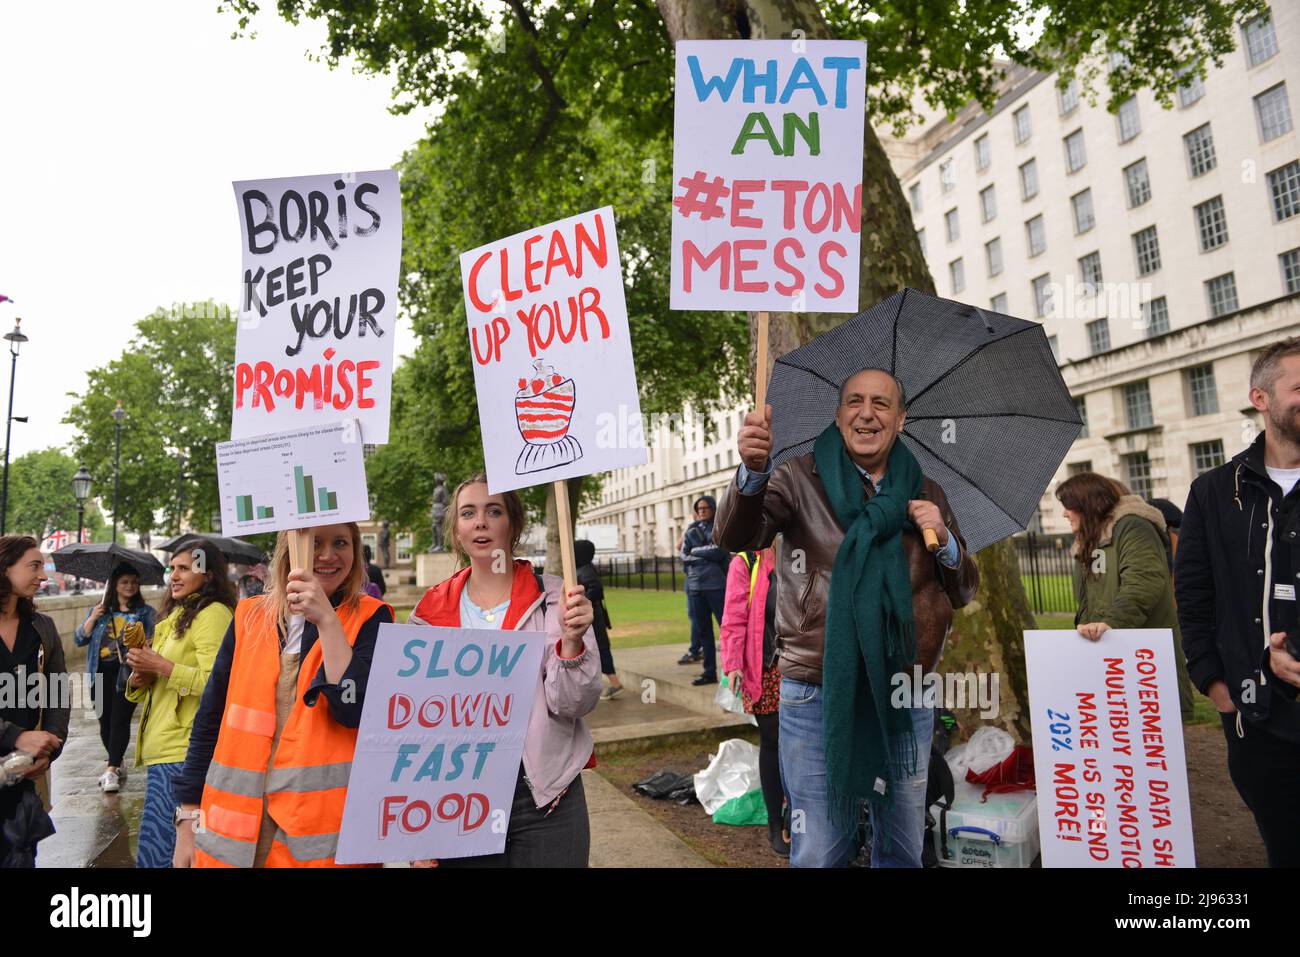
429 474 449 552
378 521 392 568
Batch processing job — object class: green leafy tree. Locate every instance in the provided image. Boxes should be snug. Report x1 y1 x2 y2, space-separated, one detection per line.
4 447 106 540
64 302 236 540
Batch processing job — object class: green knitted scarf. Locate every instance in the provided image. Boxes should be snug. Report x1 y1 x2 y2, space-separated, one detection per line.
813 422 922 830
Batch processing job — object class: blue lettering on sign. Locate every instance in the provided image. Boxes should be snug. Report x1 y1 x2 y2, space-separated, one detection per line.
687 55 862 108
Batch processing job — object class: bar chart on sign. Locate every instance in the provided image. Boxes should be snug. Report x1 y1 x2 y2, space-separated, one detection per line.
216 421 370 535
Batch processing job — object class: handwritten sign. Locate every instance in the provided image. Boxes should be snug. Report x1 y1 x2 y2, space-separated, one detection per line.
670 40 867 313
216 421 369 535
335 624 545 863
1024 629 1196 868
460 206 647 494
232 170 402 443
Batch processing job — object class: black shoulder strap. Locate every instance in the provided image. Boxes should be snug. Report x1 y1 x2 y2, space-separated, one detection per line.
535 571 548 613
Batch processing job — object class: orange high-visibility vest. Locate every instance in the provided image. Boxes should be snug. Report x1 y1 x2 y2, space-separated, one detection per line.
194 593 388 868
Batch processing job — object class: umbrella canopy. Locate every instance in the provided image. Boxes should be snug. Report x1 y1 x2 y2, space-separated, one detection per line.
51 542 166 586
767 287 1082 553
158 534 267 566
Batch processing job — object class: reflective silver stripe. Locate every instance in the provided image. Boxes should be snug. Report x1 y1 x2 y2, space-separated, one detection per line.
205 761 266 799
194 827 255 868
273 827 339 862
266 761 352 793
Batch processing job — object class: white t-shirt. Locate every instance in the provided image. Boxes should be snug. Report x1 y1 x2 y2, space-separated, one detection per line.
459 590 510 630
1265 465 1300 497
283 614 305 654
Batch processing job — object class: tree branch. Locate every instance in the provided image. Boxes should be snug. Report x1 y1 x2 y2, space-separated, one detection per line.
504 0 568 112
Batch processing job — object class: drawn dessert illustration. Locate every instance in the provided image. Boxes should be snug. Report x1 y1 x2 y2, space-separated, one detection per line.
513 359 583 475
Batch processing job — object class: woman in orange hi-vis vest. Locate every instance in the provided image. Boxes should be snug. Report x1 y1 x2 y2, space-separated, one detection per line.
170 522 393 868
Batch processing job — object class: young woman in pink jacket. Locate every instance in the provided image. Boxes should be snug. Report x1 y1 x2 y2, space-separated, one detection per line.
408 474 602 867
720 546 788 857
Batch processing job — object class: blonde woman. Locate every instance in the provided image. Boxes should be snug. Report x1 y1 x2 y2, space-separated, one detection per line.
409 474 602 867
172 523 392 868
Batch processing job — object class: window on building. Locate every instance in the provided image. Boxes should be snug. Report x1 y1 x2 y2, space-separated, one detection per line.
1033 274 1053 318
945 207 960 242
1123 451 1154 499
974 134 991 172
1064 129 1087 173
1268 161 1300 221
1124 380 1154 430
1205 272 1238 317
1243 11 1278 67
1079 251 1103 291
940 157 956 193
1075 397 1089 437
1047 334 1060 361
949 257 966 294
396 533 414 564
917 228 926 255
1177 69 1205 107
980 184 997 222
1194 196 1229 251
1059 78 1080 115
1086 318 1111 355
1282 248 1300 294
990 292 1008 313
1068 461 1093 476
986 237 1003 277
1144 297 1170 336
1072 189 1095 233
1255 83 1294 142
1187 364 1220 416
1026 214 1046 257
1124 158 1151 208
909 182 922 214
1013 105 1031 144
1191 440 1226 476
1184 124 1216 177
1117 98 1141 143
1019 159 1038 200
1133 225 1161 275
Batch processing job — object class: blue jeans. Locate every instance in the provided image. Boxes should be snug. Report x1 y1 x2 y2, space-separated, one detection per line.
779 677 933 868
686 589 725 677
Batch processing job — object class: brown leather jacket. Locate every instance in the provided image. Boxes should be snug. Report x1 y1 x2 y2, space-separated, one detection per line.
714 453 979 684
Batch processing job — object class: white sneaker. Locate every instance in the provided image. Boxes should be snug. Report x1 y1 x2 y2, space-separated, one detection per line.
99 769 120 793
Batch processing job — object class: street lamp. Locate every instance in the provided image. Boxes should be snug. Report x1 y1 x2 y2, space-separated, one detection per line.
111 401 126 544
71 465 92 594
0 317 28 534
175 451 188 534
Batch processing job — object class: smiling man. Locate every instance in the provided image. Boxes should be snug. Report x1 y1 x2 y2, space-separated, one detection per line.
715 367 979 868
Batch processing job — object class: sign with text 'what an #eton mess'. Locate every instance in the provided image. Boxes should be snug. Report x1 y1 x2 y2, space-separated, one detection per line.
670 40 867 313
460 206 647 495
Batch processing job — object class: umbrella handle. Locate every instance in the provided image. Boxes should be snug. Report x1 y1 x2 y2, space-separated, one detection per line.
923 527 940 553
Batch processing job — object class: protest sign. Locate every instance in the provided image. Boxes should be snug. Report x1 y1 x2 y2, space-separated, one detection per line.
216 421 369 534
459 205 647 496
670 40 867 313
231 170 402 443
335 623 546 863
1024 629 1196 867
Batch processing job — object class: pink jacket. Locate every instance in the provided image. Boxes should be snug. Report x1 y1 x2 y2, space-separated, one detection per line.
719 550 774 703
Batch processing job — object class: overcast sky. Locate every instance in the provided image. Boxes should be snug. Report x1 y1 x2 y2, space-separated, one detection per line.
0 2 429 460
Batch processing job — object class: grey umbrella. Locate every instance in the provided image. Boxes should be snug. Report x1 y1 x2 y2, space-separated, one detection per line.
51 542 166 586
158 534 267 566
766 287 1082 553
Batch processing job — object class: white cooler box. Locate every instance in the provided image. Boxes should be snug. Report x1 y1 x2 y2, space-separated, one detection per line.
930 780 1039 868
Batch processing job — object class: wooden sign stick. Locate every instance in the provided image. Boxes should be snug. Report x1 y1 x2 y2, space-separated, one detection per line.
755 311 770 411
552 479 578 593
288 528 315 588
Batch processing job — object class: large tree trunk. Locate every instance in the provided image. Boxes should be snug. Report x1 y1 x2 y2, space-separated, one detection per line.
658 0 1036 742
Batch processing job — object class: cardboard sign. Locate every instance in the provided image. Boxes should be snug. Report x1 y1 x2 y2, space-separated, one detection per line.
459 206 648 494
216 421 369 534
335 624 546 863
670 40 867 313
1024 629 1196 868
232 170 402 443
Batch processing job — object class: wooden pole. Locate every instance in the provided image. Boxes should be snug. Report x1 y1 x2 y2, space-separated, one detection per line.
288 528 314 579
754 311 769 411
552 479 577 591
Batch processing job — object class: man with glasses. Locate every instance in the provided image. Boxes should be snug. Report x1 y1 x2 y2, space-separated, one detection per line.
680 495 730 685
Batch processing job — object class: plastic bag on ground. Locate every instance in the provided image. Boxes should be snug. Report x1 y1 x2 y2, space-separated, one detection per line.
944 725 1015 779
693 738 761 815
712 788 768 826
714 675 758 726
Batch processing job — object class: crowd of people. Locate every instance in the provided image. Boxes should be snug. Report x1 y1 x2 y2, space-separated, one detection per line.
0 338 1297 868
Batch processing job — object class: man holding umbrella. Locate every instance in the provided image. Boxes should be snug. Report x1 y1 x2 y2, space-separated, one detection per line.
716 368 979 868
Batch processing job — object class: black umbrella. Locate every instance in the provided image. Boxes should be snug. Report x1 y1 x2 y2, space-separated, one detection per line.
158 534 267 566
767 287 1082 553
51 542 166 586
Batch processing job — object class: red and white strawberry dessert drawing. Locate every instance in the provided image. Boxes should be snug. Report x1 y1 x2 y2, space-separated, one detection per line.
514 359 583 474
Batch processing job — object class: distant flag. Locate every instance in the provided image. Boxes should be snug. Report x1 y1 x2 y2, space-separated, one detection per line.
43 530 69 550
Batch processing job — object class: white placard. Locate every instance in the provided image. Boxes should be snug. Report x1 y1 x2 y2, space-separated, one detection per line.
670 40 867 313
232 170 402 443
459 205 647 494
216 421 369 534
1024 629 1196 868
336 624 546 863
